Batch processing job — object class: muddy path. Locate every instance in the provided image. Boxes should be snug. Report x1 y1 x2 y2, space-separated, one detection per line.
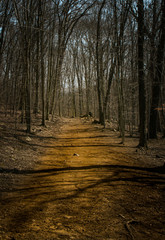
0 118 165 240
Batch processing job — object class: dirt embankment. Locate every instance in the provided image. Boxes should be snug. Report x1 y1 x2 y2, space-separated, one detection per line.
0 116 165 240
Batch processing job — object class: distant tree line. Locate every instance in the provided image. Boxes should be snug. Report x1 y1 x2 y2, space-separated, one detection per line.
0 0 165 147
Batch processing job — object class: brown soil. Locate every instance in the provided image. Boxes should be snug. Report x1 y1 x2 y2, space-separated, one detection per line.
0 115 165 240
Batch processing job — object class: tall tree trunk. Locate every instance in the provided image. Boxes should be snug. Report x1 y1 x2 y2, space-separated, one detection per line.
149 0 165 138
138 0 147 147
33 8 40 115
0 0 10 66
39 0 45 126
96 0 106 125
76 65 83 116
24 43 31 133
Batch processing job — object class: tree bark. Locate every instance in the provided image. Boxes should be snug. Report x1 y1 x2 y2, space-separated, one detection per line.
149 0 165 138
96 0 106 126
138 0 147 147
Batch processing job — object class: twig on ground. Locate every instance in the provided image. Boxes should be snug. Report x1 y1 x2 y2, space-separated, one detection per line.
119 214 137 240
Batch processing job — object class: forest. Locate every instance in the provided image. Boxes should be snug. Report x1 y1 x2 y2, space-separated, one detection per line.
0 0 164 146
0 1 165 239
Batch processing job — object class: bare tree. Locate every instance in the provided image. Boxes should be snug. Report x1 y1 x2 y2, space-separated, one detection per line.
0 0 12 66
149 0 165 138
137 0 147 147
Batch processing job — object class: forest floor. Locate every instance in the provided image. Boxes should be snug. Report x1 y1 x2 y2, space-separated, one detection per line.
0 112 165 240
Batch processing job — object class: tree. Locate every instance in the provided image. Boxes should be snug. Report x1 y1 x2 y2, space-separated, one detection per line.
96 0 106 126
149 0 165 138
39 0 46 126
0 0 12 66
137 0 147 147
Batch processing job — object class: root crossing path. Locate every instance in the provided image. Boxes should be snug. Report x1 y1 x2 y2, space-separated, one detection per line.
0 119 165 240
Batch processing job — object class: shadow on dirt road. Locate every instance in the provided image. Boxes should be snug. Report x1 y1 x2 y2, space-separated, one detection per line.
0 119 165 240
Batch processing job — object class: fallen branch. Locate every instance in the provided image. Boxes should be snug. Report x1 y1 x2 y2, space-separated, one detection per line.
119 214 137 240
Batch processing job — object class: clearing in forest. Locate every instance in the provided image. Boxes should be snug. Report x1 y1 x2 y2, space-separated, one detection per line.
0 118 165 240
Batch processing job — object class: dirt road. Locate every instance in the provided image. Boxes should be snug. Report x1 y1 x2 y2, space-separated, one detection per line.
0 118 165 240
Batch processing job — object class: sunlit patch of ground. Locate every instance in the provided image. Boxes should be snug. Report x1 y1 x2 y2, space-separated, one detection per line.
0 117 165 240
